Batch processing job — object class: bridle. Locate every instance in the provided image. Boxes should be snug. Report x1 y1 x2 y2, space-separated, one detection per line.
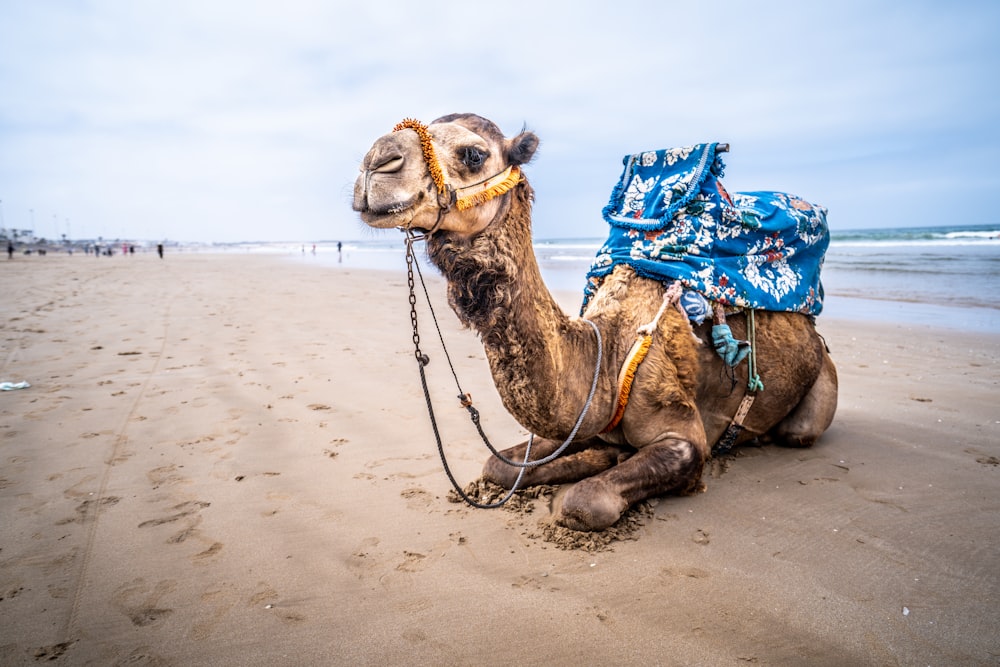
390 118 523 237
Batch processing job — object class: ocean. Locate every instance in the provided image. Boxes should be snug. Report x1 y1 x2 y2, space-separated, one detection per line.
261 223 1000 332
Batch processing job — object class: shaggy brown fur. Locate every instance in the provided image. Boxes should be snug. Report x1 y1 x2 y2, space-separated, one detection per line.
353 113 838 531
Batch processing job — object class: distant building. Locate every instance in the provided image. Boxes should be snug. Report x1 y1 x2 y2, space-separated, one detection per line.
0 228 36 243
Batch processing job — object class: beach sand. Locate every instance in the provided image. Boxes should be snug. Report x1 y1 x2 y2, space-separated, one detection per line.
1 252 998 666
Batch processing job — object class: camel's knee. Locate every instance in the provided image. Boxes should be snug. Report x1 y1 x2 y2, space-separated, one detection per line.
551 478 627 532
773 352 838 447
550 439 705 531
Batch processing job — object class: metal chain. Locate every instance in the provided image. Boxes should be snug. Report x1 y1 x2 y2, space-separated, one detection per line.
402 231 604 508
405 234 529 508
406 245 430 368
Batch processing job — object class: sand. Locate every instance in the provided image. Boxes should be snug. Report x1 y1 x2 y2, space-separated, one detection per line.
1 252 998 666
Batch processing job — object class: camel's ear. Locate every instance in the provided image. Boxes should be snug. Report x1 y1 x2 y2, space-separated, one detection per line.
506 130 539 166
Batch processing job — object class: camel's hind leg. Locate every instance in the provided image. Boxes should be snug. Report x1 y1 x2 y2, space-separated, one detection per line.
482 436 630 489
771 349 838 447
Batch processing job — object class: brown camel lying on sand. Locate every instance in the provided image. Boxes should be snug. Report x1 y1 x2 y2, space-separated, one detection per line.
353 113 837 531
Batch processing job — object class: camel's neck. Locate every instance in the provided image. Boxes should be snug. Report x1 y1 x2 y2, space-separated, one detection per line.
426 182 603 438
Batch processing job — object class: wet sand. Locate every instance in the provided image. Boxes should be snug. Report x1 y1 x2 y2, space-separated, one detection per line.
1 252 998 665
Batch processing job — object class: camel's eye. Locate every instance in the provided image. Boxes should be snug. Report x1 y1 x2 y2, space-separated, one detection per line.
461 146 487 171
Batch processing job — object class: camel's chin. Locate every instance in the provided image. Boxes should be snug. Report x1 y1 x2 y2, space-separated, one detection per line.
356 194 429 230
359 210 407 229
359 205 442 234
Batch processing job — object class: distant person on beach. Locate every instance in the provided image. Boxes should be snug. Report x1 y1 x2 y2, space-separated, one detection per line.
157 243 164 259
337 241 343 263
7 240 13 259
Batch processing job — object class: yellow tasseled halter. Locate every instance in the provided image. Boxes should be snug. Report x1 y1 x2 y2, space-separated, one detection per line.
393 118 522 216
393 118 448 196
455 165 522 211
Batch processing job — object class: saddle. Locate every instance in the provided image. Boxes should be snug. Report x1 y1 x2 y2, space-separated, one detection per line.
582 143 830 317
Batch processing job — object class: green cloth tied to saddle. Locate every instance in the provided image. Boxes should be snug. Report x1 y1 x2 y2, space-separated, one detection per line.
712 324 751 367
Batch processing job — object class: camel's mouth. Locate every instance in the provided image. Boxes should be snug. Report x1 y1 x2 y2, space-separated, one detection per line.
355 195 420 230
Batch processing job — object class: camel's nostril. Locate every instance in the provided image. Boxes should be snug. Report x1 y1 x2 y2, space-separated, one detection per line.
370 155 405 174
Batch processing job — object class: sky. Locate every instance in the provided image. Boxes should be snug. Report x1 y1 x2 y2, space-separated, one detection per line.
1 1 998 243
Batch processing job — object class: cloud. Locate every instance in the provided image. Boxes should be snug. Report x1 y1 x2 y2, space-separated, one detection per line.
1 0 997 241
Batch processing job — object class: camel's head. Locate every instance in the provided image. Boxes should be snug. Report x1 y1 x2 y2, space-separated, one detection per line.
353 113 539 236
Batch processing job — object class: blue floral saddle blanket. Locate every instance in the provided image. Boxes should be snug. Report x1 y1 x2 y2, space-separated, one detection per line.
582 143 830 317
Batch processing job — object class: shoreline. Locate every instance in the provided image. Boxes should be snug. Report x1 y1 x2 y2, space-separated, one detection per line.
285 249 1000 334
2 253 998 665
8 238 1000 332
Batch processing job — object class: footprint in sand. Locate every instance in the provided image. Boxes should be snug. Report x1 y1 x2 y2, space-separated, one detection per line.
400 486 435 511
146 464 189 489
193 542 223 561
62 473 99 499
511 575 544 590
347 537 382 578
166 515 203 544
247 582 304 622
31 642 76 662
138 500 212 547
395 550 428 573
55 495 120 525
138 500 210 529
660 566 710 579
395 533 460 574
112 578 177 627
248 582 279 608
190 583 238 641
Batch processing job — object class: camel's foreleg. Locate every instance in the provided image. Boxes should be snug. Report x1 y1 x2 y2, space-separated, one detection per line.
551 437 704 532
482 436 630 489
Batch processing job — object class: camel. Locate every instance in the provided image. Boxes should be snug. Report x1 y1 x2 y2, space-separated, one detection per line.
353 113 838 531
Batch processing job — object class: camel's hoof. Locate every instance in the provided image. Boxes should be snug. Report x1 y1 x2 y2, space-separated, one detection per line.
550 480 626 532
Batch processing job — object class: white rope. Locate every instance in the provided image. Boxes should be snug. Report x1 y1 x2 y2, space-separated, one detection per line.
637 282 683 335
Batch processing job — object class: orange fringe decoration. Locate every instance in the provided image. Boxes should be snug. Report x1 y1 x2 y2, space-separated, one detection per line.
456 167 522 211
393 118 447 196
601 334 652 433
